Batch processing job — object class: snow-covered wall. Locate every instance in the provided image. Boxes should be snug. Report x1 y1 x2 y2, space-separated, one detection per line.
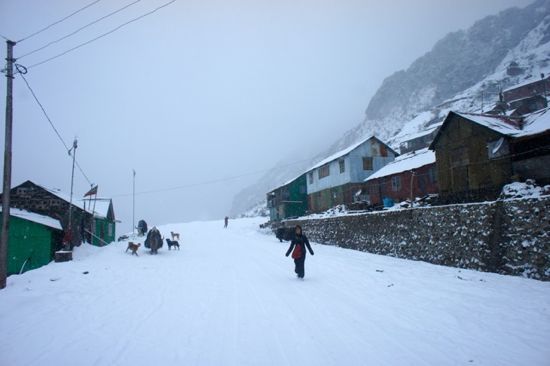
283 197 550 281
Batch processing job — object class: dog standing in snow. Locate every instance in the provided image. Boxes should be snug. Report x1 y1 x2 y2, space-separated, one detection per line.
126 242 141 256
170 231 180 241
166 238 180 250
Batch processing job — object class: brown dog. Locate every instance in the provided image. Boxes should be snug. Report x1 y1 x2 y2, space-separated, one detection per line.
126 242 141 256
170 231 180 241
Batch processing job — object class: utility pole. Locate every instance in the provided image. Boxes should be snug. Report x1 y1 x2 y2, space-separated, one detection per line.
1 40 15 289
132 169 136 235
66 138 77 250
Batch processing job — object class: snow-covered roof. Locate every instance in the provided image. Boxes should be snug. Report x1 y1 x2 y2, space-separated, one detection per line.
307 136 393 172
269 174 305 193
400 124 441 143
365 148 435 181
503 76 548 93
81 198 112 219
455 108 550 138
1 207 62 230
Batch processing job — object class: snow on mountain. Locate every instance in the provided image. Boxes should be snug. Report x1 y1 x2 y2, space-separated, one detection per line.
2 218 550 366
232 0 550 216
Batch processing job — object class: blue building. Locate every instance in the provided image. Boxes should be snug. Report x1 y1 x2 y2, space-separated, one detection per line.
306 136 398 212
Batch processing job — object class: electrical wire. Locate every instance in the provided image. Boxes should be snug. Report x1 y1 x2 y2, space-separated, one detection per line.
18 0 143 60
111 158 315 198
26 0 177 69
0 34 10 41
17 0 102 43
15 65 94 186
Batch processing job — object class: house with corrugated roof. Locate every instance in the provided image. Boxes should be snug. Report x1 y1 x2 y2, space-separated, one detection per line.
364 148 438 207
429 109 550 203
305 136 398 212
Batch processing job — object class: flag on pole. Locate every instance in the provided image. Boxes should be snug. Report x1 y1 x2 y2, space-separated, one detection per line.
83 185 98 197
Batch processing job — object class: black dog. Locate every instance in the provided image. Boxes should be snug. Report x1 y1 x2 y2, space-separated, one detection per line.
166 238 180 250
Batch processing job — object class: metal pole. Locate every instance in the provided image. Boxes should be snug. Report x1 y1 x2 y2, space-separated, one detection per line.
67 138 77 250
132 169 135 234
1 40 15 289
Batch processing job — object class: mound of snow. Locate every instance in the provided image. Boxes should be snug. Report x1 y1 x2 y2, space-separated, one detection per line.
500 180 550 199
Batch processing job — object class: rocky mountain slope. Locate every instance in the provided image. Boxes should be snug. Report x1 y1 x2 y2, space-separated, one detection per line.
231 0 550 216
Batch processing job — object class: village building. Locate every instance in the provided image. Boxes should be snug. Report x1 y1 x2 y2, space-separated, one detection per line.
429 109 550 203
305 136 398 212
1 208 63 275
82 198 117 246
266 174 308 221
398 125 441 154
502 75 550 103
2 180 115 247
364 148 438 207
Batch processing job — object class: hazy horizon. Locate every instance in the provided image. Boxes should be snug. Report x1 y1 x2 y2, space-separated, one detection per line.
0 0 533 231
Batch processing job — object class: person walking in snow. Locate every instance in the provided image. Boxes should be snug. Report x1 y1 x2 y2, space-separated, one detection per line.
285 225 314 279
224 216 229 228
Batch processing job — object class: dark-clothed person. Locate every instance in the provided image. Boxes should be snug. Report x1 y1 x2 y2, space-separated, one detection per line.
285 225 314 279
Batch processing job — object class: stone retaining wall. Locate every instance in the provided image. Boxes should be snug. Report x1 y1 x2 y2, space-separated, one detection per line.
282 197 550 280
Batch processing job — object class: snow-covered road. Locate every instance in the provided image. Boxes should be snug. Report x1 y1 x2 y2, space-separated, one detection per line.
1 218 549 366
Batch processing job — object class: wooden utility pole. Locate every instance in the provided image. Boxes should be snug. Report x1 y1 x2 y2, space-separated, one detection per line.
1 40 16 289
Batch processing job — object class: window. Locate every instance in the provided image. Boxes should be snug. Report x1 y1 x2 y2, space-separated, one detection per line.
487 137 509 159
339 160 345 173
299 185 306 195
318 165 330 179
391 176 401 191
363 157 373 171
308 172 314 184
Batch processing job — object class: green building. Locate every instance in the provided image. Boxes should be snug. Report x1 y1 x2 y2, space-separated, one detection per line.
85 198 116 246
267 174 308 221
2 208 63 275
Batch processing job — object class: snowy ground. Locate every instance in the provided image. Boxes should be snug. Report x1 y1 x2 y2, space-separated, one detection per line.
1 218 550 366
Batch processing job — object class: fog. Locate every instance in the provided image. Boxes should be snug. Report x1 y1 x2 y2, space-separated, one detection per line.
0 0 533 231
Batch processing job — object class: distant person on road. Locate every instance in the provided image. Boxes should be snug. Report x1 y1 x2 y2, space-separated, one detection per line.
285 225 314 279
224 216 229 228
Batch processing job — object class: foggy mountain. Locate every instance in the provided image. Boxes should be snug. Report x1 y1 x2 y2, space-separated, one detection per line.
231 0 550 216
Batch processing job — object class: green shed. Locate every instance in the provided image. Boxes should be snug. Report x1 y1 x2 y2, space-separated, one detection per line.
84 198 116 246
267 174 308 221
2 208 63 275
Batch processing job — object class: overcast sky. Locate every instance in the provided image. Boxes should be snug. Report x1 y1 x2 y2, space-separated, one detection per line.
0 0 533 232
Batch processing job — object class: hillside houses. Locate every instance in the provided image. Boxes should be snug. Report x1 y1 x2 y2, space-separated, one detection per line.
429 109 550 203
305 136 398 213
364 148 438 207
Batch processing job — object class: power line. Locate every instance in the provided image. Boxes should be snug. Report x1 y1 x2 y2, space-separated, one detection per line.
17 0 102 43
15 65 94 186
18 0 143 60
26 0 177 69
111 158 314 198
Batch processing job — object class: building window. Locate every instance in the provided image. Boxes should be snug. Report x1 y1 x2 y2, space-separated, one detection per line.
363 157 373 171
339 160 345 173
318 165 330 179
299 185 306 195
487 137 509 159
308 172 313 184
391 176 401 191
